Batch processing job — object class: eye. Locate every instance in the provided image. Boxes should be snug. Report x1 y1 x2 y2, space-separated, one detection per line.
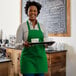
29 9 32 12
34 10 37 12
29 9 37 13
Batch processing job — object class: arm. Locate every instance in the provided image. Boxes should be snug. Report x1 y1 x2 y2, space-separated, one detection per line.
15 24 24 50
15 23 31 49
40 24 48 48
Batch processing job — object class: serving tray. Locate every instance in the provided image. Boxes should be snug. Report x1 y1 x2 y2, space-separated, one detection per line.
29 41 55 46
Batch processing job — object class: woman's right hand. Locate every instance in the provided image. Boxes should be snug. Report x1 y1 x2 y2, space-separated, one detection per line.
23 41 30 47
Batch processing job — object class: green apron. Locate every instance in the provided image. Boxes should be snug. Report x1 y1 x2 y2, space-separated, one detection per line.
20 21 48 74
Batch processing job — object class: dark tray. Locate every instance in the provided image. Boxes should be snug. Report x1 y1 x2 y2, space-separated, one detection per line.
29 41 55 46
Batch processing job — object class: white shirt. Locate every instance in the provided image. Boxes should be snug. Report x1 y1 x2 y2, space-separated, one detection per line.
15 20 48 49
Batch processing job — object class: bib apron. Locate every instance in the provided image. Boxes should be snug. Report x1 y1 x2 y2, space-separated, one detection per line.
20 21 48 74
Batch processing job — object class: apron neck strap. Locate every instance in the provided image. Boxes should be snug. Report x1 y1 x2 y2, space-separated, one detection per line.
37 22 41 30
27 21 30 30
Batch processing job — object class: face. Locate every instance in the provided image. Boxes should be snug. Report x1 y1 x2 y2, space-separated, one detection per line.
28 5 38 21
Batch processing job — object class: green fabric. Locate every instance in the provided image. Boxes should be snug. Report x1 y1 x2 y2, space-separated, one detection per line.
20 21 48 74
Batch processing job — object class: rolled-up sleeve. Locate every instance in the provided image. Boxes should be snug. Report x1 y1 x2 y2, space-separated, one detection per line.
40 24 48 42
15 24 24 50
43 28 48 42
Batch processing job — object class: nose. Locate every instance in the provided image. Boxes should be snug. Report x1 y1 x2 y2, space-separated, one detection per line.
31 11 35 14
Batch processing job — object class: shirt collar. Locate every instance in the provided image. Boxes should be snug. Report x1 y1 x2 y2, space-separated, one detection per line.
27 19 39 30
28 20 32 26
28 19 39 25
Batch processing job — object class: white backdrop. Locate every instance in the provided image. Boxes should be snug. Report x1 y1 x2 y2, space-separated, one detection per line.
0 0 20 39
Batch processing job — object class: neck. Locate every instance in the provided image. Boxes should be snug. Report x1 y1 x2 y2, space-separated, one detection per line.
29 19 37 28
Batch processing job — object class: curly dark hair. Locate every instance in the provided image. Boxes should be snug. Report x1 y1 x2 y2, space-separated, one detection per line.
24 1 42 16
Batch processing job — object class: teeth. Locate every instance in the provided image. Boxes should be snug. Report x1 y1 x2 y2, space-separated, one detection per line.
31 14 35 16
31 15 35 17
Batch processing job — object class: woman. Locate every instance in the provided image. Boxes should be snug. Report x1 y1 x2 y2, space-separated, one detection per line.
16 1 48 76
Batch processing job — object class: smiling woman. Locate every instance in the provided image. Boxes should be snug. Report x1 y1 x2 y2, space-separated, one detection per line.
27 6 38 23
16 1 48 76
